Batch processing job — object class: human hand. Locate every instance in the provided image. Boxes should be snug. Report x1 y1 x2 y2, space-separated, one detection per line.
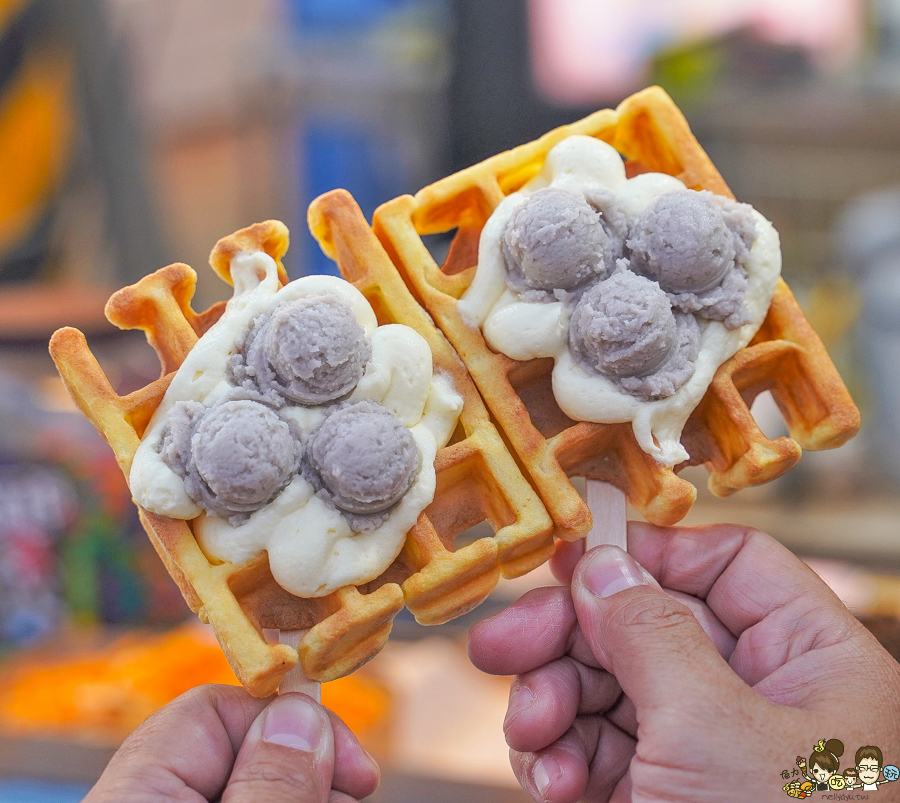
85 684 380 802
468 523 900 803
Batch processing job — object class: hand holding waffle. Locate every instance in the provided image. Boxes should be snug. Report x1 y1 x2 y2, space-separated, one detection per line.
468 526 900 803
84 685 379 803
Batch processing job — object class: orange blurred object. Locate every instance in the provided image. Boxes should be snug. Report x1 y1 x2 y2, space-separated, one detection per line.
0 625 390 744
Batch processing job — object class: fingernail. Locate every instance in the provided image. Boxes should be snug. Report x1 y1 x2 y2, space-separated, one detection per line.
262 694 324 753
503 683 535 731
581 546 647 598
532 754 561 799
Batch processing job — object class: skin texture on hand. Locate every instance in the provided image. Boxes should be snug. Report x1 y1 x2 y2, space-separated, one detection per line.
84 684 380 803
468 523 900 803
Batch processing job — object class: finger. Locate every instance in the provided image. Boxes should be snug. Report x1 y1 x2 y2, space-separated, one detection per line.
468 586 593 676
223 693 334 803
555 535 738 661
86 684 269 803
605 694 637 739
627 522 854 637
504 657 622 753
511 716 634 803
550 539 583 585
572 546 745 713
554 522 743 591
608 769 632 803
328 794 358 803
326 709 381 799
666 589 737 659
734 611 872 696
469 583 735 679
580 717 634 803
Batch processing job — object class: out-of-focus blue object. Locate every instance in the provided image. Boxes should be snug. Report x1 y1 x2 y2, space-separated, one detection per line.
302 123 405 277
288 0 411 30
286 0 450 278
0 779 90 803
837 188 900 484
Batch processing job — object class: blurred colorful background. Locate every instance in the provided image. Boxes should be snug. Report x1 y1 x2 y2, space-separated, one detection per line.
2 0 900 800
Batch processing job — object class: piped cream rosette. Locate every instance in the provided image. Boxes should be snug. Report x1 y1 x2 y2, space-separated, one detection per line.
458 135 782 466
131 251 463 597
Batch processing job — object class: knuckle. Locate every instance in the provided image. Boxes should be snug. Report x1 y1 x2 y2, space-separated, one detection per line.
742 526 770 544
536 657 581 702
87 766 196 803
567 716 600 758
612 595 694 637
167 682 220 713
134 683 224 737
225 763 320 802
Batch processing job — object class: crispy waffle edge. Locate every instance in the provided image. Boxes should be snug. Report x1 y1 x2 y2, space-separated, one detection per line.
370 85 860 536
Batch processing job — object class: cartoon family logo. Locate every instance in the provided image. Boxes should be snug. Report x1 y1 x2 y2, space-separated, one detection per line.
780 739 899 798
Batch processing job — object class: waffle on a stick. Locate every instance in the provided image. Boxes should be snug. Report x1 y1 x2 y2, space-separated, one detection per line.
307 190 554 611
372 86 860 541
50 209 554 697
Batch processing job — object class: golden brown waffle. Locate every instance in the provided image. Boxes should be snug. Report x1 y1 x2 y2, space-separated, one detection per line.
373 86 860 540
308 190 553 607
50 211 553 697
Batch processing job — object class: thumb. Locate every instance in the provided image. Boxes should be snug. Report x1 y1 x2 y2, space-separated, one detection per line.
223 693 334 803
572 545 740 713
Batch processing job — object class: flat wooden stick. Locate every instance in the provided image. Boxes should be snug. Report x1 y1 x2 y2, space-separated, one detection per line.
278 629 321 702
585 480 627 551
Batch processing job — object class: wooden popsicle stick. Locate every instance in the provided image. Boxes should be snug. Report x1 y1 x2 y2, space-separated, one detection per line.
278 629 321 702
585 480 627 551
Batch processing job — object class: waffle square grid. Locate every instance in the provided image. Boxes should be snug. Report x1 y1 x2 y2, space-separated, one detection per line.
371 86 860 541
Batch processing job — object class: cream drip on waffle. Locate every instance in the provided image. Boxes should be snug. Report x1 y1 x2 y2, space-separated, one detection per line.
458 135 782 466
130 256 462 597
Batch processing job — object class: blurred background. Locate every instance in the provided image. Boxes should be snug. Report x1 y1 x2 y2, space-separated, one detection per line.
1 0 900 799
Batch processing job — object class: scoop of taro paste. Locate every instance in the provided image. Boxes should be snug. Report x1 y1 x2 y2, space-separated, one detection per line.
569 270 677 378
305 399 420 524
569 270 701 400
160 398 301 523
229 294 372 405
502 187 615 295
627 189 757 328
